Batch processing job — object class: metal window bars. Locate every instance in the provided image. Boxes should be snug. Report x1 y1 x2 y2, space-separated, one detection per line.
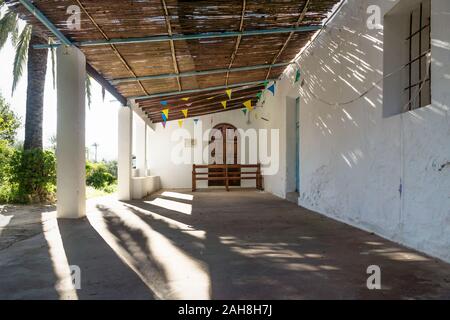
405 2 431 111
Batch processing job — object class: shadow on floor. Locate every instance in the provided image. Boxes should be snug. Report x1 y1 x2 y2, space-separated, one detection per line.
0 205 60 299
2 190 450 300
58 218 156 300
94 189 450 299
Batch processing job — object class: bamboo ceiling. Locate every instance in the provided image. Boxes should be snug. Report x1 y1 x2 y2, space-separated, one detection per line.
7 0 340 123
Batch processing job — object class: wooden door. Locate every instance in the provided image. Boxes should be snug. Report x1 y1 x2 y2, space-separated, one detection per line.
209 123 240 187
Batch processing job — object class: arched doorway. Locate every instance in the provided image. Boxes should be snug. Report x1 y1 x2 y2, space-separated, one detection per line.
209 123 240 187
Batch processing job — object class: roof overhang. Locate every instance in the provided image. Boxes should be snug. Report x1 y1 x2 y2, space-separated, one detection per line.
6 0 341 122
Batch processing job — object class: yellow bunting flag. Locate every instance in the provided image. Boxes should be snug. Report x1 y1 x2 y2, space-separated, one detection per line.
178 120 183 128
221 101 227 109
226 89 232 100
244 100 253 111
162 109 169 120
182 109 188 118
181 97 190 101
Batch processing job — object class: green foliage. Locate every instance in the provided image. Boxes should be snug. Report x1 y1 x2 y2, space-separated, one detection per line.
86 161 116 191
2 149 57 204
12 24 32 93
0 9 18 51
104 160 118 179
0 140 14 201
0 97 20 144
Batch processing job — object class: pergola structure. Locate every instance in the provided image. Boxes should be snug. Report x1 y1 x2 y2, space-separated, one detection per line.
7 0 340 218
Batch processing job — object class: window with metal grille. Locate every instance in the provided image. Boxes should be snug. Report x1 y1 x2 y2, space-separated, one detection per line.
383 0 432 117
404 1 431 111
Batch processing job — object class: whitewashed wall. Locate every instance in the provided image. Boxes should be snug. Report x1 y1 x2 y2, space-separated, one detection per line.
146 109 260 189
256 0 450 262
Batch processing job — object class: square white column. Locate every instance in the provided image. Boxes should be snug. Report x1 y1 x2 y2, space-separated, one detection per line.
56 46 86 219
118 106 133 200
133 114 148 177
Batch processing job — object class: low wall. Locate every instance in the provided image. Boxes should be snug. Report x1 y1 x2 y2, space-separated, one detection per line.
131 176 161 200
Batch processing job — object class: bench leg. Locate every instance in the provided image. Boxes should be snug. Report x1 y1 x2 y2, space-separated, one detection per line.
225 168 229 191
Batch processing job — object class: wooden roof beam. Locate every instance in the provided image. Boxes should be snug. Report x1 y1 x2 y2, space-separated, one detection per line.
143 92 260 115
225 0 246 86
265 0 312 80
132 79 273 101
16 0 127 105
138 85 264 109
34 26 323 50
75 0 149 96
160 0 182 91
149 99 258 123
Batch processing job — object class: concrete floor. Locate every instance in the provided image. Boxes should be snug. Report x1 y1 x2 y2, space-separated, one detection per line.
1 189 450 300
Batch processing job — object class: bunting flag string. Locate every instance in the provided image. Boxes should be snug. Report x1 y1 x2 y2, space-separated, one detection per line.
221 101 227 109
157 85 274 113
243 100 253 111
295 69 301 83
267 83 276 96
178 120 183 128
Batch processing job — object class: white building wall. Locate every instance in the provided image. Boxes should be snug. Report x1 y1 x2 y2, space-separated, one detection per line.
256 0 450 262
147 109 260 189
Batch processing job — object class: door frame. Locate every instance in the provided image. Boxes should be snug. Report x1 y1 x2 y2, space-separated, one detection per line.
208 123 240 187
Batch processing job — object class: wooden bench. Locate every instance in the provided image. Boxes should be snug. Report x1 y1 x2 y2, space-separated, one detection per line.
192 164 263 192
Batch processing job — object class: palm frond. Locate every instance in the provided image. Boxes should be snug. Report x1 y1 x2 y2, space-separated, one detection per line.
11 22 19 46
86 75 92 109
0 10 18 50
12 24 32 94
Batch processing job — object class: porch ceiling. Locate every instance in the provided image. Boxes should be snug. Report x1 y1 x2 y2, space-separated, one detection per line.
8 0 340 122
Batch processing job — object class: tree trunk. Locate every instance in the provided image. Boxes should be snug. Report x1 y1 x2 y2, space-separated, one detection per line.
23 31 48 150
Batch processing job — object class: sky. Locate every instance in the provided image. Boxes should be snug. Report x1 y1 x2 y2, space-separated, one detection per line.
0 24 121 161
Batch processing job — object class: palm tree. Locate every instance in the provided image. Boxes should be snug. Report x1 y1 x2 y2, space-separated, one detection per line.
0 2 49 150
0 2 92 151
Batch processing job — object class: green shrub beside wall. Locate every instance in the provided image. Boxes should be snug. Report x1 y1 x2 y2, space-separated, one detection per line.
4 149 56 203
86 161 116 191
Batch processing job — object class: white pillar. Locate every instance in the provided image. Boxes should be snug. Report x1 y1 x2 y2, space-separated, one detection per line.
134 115 148 177
56 46 86 219
118 106 133 200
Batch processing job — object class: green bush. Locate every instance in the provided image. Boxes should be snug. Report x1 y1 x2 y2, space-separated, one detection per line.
5 149 57 204
104 160 118 179
0 97 20 145
86 161 116 191
0 141 14 202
